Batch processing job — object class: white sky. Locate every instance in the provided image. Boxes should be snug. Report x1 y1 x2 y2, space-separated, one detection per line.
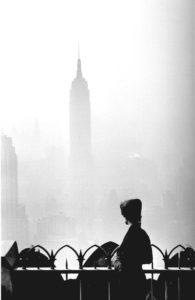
0 0 194 250
1 0 193 148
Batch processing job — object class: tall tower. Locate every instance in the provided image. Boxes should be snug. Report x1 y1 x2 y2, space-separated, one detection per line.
69 54 91 163
1 135 18 217
67 54 95 234
1 134 29 247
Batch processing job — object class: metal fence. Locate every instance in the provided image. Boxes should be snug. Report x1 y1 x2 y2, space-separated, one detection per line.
13 243 195 300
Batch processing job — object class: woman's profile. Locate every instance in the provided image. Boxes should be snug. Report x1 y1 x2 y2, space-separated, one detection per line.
113 199 152 300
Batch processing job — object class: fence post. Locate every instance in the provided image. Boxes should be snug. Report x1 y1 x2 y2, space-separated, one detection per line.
65 259 68 281
50 250 55 270
164 250 169 300
78 250 84 269
151 260 154 300
107 280 111 300
178 252 181 300
79 279 82 300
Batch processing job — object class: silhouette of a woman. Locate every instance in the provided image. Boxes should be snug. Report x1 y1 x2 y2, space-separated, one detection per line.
113 199 152 300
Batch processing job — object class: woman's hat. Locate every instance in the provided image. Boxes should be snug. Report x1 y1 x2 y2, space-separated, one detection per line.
120 199 142 222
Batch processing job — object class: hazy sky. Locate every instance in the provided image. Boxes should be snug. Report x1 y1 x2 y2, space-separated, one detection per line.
1 0 194 152
1 0 194 250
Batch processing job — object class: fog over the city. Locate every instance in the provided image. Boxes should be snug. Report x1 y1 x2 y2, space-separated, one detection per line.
1 0 195 256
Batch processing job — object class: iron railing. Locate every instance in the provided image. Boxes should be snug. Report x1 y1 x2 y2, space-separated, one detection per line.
13 243 195 300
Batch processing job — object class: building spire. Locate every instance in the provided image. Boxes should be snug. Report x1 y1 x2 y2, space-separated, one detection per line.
76 42 82 78
78 41 80 59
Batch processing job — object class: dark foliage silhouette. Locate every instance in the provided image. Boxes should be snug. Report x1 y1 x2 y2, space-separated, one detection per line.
13 247 66 300
155 247 195 300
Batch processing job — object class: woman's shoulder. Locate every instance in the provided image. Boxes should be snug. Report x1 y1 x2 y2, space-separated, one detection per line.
139 227 151 242
131 224 151 240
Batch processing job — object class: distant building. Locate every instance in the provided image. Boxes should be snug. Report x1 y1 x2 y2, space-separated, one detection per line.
1 134 29 248
34 214 76 245
1 135 18 215
67 53 95 227
69 54 92 163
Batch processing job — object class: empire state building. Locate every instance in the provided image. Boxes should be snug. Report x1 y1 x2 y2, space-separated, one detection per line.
68 54 94 229
69 55 92 164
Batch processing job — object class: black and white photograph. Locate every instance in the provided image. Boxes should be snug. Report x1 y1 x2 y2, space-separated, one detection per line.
1 1 195 299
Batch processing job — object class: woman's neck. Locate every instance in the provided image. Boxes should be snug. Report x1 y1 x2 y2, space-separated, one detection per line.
131 222 141 227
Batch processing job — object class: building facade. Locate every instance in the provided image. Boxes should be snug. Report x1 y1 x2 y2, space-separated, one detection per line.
69 56 92 163
1 134 29 248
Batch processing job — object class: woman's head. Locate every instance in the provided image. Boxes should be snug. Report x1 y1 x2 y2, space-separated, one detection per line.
120 199 142 224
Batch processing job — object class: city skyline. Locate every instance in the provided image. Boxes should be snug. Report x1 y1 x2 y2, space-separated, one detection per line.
1 1 194 252
1 51 195 252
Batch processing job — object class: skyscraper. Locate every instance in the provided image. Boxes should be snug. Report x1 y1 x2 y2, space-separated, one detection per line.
1 135 18 217
1 134 29 248
67 54 95 237
69 54 92 163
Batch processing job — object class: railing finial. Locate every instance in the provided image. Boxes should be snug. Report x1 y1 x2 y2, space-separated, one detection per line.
78 250 84 269
50 250 55 269
164 250 169 269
